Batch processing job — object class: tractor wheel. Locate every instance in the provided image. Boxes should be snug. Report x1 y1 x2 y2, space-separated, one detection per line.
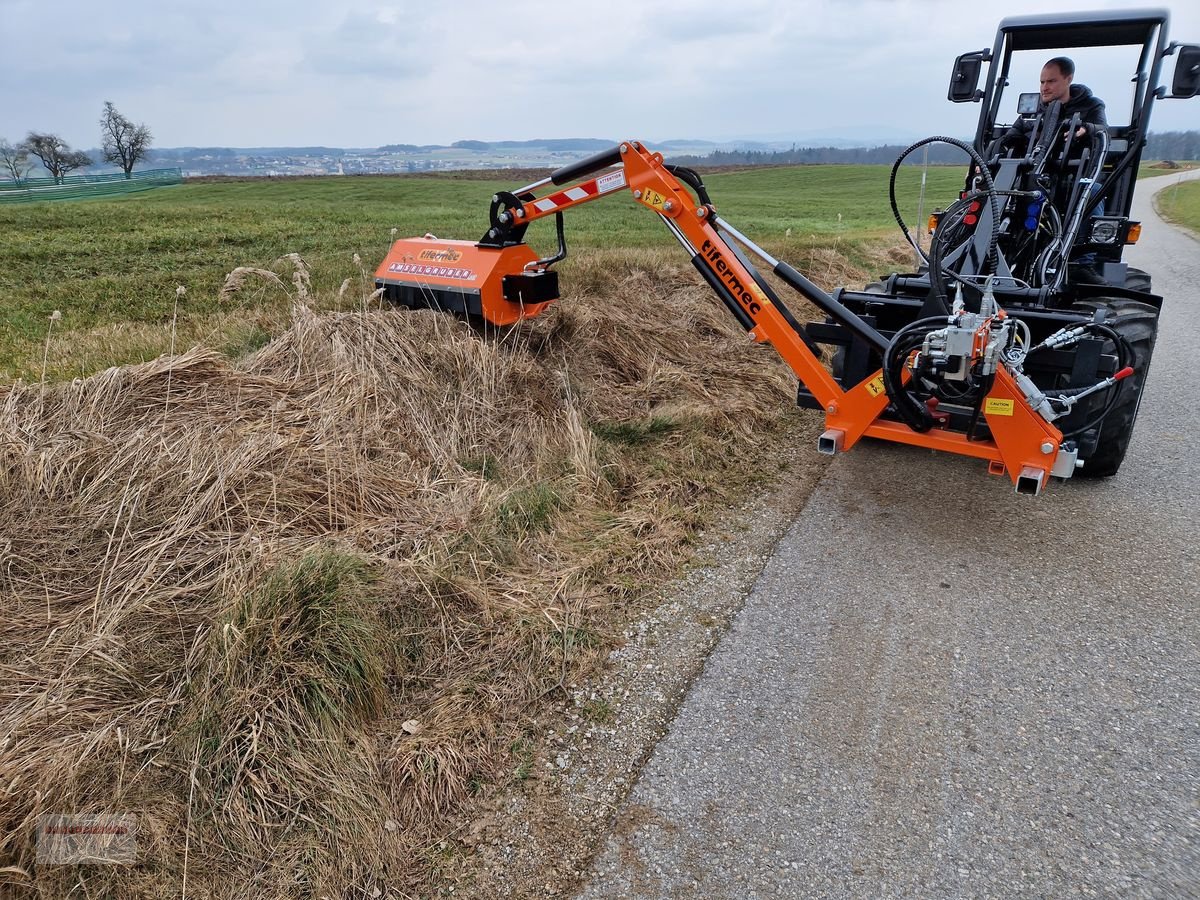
1125 266 1152 293
1070 296 1159 478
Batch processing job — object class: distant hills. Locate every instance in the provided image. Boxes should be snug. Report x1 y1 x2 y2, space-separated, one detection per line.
81 136 937 178
68 131 1198 179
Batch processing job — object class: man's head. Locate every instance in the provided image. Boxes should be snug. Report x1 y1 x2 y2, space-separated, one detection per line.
1040 57 1075 104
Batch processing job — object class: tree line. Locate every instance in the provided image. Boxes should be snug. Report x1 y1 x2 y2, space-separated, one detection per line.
1145 131 1200 161
1 102 153 184
667 131 1200 168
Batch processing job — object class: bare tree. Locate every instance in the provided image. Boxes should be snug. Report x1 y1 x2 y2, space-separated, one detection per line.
22 133 92 183
100 101 153 178
0 138 33 183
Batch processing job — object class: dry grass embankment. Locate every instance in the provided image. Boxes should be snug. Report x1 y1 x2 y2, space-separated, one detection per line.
0 242 902 898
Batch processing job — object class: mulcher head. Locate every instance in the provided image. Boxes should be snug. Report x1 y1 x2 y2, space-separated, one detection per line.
374 236 559 326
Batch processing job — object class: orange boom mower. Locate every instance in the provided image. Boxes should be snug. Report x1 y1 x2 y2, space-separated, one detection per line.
376 11 1199 495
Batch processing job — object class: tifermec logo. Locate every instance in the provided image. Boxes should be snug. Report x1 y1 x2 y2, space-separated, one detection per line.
701 239 762 317
418 248 463 262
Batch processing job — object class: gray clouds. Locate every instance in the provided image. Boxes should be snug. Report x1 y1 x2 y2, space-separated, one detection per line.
1 0 1197 149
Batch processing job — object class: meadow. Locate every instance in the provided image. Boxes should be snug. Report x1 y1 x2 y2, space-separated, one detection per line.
1156 176 1200 233
0 164 967 381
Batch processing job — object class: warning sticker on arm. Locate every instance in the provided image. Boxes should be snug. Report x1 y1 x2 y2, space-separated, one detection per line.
597 170 626 193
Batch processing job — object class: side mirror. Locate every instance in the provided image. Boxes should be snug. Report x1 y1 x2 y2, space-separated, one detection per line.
949 51 988 103
1171 44 1200 98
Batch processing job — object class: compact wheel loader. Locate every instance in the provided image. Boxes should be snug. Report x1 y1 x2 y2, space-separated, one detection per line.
375 10 1199 495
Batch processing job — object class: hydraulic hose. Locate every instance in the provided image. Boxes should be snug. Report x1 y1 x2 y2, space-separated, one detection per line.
1053 128 1110 283
1083 127 1135 219
881 316 950 433
664 164 712 206
1047 321 1133 438
888 136 999 270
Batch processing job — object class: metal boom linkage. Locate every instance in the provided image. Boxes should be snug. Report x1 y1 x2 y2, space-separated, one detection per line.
376 140 1078 494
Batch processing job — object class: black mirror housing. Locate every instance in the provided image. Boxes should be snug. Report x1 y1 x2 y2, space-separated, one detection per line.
949 51 987 102
1171 44 1200 98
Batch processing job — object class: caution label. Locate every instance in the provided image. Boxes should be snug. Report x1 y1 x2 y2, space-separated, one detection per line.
641 188 669 211
984 398 1015 416
865 375 886 398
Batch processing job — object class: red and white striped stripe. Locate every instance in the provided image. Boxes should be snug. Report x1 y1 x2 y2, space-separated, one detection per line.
527 169 626 216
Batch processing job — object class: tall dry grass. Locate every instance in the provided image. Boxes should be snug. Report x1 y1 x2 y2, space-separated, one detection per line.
0 245 875 898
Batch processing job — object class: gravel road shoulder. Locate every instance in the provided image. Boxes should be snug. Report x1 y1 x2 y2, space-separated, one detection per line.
429 422 830 898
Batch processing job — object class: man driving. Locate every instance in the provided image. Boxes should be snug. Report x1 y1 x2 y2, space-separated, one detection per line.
1002 57 1109 282
1037 56 1107 138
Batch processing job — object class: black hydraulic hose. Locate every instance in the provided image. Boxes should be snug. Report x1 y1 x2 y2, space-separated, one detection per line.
885 335 936 433
926 197 969 309
1062 387 1121 438
528 212 568 269
1030 100 1064 172
1052 322 1133 438
964 371 996 441
924 187 1044 301
926 194 985 310
888 136 999 269
664 165 712 206
881 315 949 433
1083 128 1137 219
1055 130 1110 276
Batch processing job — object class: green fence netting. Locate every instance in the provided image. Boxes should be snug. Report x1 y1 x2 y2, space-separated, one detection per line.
0 168 183 203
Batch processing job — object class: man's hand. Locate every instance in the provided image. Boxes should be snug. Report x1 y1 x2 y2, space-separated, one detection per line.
1065 122 1102 142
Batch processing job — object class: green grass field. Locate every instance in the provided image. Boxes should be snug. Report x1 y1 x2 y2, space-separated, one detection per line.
0 165 967 381
1156 177 1200 233
1138 161 1200 179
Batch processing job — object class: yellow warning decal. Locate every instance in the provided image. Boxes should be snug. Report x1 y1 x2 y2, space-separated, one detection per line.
865 375 886 398
642 188 668 210
984 398 1015 416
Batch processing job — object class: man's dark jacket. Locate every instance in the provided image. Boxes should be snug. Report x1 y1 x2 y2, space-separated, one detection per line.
1059 83 1107 128
1009 84 1108 138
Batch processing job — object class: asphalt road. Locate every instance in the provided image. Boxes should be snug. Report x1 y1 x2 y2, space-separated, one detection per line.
578 171 1200 899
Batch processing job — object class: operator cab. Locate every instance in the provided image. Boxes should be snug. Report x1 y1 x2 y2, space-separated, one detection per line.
947 9 1197 289
801 10 1196 478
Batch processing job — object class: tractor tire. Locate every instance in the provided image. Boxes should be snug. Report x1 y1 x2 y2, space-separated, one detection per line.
1070 296 1159 478
1125 266 1152 293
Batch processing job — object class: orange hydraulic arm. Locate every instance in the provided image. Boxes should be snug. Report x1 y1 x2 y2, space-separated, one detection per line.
375 140 1072 494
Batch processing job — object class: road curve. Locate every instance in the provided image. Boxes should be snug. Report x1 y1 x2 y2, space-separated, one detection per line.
578 171 1200 899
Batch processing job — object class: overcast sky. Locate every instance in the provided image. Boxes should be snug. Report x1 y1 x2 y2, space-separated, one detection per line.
2 0 1197 150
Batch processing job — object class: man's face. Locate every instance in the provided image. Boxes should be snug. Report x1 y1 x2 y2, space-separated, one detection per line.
1040 64 1072 104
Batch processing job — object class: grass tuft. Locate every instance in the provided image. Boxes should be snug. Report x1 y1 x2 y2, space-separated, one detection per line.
591 414 680 445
